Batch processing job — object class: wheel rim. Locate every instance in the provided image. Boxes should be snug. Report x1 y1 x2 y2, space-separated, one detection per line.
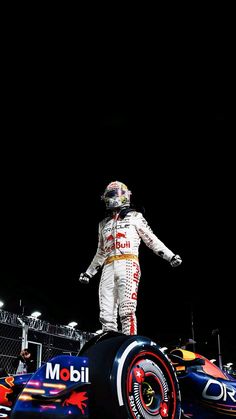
126 351 178 418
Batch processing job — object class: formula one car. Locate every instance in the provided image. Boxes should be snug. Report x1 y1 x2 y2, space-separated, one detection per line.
169 347 236 418
0 331 235 418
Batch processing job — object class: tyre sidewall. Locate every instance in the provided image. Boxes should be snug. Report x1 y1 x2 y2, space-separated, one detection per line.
111 336 181 419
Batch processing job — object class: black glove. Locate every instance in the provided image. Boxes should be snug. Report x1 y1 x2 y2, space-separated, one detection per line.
79 272 91 284
170 254 182 267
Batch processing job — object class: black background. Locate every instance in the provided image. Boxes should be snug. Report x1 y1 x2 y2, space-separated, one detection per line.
1 12 234 365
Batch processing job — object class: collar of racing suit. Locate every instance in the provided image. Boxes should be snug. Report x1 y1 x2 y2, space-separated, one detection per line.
106 207 137 220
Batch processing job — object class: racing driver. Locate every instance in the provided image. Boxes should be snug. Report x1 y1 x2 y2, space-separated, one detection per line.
79 181 182 335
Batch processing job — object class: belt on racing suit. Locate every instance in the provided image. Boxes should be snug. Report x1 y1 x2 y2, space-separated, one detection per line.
104 254 138 265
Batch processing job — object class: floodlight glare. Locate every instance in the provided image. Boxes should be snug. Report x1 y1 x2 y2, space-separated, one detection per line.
0 301 4 308
68 322 78 328
31 311 42 318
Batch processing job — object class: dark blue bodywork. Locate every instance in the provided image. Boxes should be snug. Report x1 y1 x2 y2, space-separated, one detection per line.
0 343 235 418
0 355 89 418
170 348 236 418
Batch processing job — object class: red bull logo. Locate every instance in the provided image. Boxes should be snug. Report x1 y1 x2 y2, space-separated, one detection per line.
106 232 127 242
62 391 88 414
45 363 89 383
106 241 130 252
116 232 126 239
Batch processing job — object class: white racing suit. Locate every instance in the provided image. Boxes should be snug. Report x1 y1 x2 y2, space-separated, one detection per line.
85 210 175 335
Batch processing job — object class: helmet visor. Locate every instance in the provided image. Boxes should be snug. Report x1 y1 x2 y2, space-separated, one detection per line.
104 188 125 198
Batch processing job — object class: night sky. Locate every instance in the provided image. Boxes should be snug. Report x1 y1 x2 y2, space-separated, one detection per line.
1 25 233 365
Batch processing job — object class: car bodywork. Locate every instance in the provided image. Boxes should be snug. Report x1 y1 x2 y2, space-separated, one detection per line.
0 332 235 418
170 348 236 418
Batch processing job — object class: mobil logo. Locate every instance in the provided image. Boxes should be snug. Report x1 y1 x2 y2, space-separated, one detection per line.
62 391 88 414
46 362 89 383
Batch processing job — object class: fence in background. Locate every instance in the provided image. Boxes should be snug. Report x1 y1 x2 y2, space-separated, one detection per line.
0 309 93 374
